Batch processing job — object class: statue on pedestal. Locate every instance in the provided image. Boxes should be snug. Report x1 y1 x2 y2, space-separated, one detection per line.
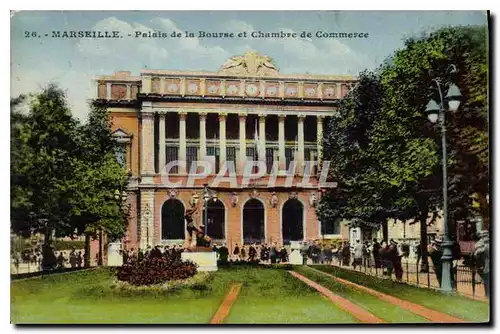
184 194 212 250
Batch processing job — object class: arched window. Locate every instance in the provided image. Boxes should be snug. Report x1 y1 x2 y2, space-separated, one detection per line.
243 199 265 244
161 199 185 240
202 199 225 240
282 198 304 244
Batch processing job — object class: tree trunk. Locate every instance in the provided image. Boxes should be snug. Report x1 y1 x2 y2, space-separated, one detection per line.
84 233 91 268
419 208 429 272
477 192 489 230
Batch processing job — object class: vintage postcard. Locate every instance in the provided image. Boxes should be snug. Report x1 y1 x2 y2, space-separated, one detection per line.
10 10 490 325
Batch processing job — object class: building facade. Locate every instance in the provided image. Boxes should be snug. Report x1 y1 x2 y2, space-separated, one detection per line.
94 51 356 253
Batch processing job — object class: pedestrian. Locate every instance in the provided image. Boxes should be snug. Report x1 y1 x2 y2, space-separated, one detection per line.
341 242 351 267
249 244 257 262
76 251 83 268
233 243 240 261
428 235 444 286
300 242 309 265
270 243 278 264
56 252 66 270
362 241 371 267
280 246 288 263
388 239 403 280
240 246 247 261
69 248 77 268
474 230 489 298
352 240 363 270
372 238 381 268
218 243 229 264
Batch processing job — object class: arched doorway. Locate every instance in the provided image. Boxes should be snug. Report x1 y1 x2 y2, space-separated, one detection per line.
282 199 304 244
161 199 185 240
203 199 225 240
242 199 265 244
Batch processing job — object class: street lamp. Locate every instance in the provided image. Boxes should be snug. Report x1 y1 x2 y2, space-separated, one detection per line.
143 204 152 248
425 72 462 293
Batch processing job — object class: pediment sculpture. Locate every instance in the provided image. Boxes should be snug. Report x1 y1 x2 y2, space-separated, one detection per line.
218 51 280 76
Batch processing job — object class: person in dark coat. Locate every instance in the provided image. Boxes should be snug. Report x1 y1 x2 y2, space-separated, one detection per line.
218 243 229 264
240 246 247 261
249 244 257 262
150 245 162 258
388 239 403 280
341 242 351 267
280 246 288 263
233 243 240 261
372 238 381 268
270 243 278 264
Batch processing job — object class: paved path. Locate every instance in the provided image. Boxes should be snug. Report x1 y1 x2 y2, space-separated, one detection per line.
308 267 466 323
210 283 243 324
288 271 385 324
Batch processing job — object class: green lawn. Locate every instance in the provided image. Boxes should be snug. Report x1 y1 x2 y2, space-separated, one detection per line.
312 265 490 323
11 266 358 324
222 267 358 324
294 266 428 323
11 268 226 324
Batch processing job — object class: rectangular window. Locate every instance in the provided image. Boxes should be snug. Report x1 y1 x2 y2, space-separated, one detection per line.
265 148 274 174
207 147 220 174
285 147 294 170
186 146 198 173
166 146 178 174
114 144 127 169
226 147 236 172
246 147 258 173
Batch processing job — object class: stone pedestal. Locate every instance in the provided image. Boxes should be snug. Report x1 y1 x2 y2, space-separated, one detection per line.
181 251 218 272
107 242 123 266
289 249 303 265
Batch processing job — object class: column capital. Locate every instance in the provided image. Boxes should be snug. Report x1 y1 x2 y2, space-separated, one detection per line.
297 113 306 120
258 113 267 119
238 112 248 118
158 110 167 116
178 111 188 120
278 113 286 120
199 111 208 119
317 115 325 121
219 112 227 121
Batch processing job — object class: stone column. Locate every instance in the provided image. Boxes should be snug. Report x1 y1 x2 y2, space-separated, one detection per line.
238 113 247 173
126 84 131 100
140 190 155 249
317 115 324 171
219 113 227 170
258 113 266 163
141 113 155 179
106 83 111 100
199 112 207 161
297 114 306 175
178 111 187 174
158 112 166 174
278 114 286 170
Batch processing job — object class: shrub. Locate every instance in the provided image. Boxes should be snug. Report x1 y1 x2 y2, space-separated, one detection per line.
117 256 197 286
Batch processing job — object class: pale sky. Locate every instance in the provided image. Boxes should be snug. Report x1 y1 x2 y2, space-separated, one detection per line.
11 11 487 120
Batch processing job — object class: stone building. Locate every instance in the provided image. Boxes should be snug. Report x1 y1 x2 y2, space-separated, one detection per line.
93 51 356 254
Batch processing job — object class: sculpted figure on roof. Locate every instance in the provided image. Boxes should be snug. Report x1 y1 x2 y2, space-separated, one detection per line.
219 50 279 76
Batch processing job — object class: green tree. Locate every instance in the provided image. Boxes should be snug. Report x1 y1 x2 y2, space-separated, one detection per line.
67 101 129 267
10 85 80 245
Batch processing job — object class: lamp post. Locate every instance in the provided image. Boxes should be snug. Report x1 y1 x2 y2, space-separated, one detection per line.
143 204 152 248
425 69 462 293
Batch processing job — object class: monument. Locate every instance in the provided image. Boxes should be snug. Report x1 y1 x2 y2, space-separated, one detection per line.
181 192 218 271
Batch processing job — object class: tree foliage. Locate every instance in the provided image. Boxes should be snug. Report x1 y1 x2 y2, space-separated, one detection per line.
11 85 130 255
318 25 488 252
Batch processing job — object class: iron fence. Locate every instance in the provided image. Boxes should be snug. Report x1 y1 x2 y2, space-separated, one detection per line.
331 257 487 298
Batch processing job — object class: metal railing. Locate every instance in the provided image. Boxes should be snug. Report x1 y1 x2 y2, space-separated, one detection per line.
329 257 487 298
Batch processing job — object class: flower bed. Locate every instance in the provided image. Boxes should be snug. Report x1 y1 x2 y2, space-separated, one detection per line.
117 256 197 286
